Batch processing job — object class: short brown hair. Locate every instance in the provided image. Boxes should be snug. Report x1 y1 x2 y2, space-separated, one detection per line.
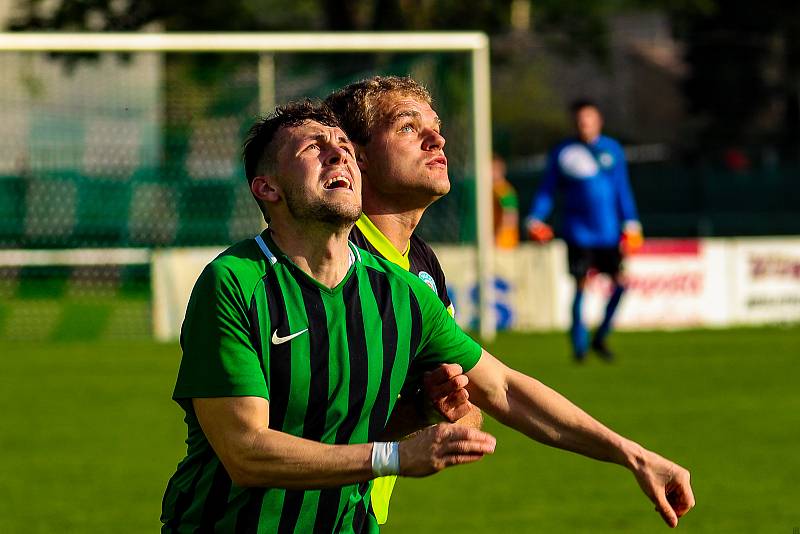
242 99 340 183
325 76 432 145
570 98 600 115
242 100 340 222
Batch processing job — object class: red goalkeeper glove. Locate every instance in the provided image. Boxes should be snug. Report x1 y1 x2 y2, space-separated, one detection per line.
621 221 644 255
526 219 554 243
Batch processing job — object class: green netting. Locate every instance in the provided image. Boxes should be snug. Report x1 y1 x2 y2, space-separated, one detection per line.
0 49 478 340
0 50 478 250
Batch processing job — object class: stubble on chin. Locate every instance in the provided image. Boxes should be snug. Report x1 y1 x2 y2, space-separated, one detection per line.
286 194 361 228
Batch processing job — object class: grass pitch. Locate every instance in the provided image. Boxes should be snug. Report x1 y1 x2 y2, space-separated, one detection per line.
1 327 798 533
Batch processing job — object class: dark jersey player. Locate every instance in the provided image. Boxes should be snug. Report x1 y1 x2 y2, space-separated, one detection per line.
325 76 457 319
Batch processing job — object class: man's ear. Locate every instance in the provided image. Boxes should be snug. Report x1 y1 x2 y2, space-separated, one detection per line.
355 145 368 174
251 175 281 204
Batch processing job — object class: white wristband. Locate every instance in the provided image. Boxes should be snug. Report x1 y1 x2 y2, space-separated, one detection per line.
371 441 400 477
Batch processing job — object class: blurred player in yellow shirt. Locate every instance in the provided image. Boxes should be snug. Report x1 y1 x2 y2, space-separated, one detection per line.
492 154 520 249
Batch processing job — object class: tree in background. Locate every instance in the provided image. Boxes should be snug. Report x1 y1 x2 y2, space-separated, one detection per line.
11 0 799 164
5 0 641 153
671 0 800 164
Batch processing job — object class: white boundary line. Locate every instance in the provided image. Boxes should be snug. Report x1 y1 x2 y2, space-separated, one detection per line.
0 249 150 266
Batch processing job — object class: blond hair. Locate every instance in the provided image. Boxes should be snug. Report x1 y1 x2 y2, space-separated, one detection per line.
325 76 432 145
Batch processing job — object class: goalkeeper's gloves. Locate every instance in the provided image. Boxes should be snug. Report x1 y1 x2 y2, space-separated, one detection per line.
526 218 554 243
621 221 644 255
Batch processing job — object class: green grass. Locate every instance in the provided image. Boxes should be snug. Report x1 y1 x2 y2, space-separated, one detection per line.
1 328 799 533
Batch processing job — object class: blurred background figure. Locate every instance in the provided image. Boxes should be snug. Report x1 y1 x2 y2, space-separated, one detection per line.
526 99 643 362
492 153 519 249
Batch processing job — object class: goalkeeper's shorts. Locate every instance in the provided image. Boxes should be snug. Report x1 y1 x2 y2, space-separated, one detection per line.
567 245 622 279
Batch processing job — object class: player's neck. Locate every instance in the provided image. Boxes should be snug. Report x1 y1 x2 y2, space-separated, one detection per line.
360 208 421 253
361 186 430 252
579 133 601 144
268 221 354 288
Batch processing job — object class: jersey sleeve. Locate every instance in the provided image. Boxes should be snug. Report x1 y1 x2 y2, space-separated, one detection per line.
612 142 640 224
431 262 455 318
527 146 559 223
173 259 268 401
412 279 482 373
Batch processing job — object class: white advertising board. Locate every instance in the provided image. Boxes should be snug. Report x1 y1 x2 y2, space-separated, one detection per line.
436 240 730 332
150 237 800 340
152 247 223 341
433 243 564 331
730 238 800 323
560 239 731 330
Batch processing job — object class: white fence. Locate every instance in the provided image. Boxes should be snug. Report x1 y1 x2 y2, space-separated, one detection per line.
151 237 800 340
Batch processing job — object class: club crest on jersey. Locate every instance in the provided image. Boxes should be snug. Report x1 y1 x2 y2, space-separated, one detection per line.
418 271 437 293
598 152 615 168
558 144 598 179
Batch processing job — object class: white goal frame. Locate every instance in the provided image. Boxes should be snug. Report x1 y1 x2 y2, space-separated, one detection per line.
0 32 496 340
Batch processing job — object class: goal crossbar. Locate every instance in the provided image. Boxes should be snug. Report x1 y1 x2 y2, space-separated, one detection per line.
0 32 487 52
0 31 496 340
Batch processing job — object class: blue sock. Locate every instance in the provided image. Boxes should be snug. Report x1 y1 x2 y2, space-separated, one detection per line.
571 289 588 356
596 284 625 343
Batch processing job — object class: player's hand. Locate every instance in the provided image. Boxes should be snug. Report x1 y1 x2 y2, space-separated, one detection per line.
423 364 473 423
527 219 554 243
621 221 644 255
630 449 695 528
398 423 496 477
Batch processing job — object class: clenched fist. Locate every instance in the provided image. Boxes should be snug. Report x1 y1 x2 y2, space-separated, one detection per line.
399 423 496 477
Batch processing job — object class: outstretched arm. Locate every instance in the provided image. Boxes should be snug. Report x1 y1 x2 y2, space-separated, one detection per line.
193 395 496 489
527 149 559 224
526 152 558 242
465 350 695 528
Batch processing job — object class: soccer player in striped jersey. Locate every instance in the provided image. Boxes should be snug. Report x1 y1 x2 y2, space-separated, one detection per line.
326 76 483 523
162 101 694 533
161 101 495 533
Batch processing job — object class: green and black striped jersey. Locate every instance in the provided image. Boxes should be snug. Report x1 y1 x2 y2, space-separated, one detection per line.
348 214 458 525
349 214 454 316
161 231 482 534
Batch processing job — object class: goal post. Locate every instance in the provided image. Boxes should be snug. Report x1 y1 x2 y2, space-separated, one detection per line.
0 32 496 340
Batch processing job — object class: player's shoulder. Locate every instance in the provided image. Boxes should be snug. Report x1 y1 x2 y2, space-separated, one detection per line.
408 234 446 277
357 245 406 276
597 134 624 152
201 236 267 289
409 233 438 261
209 236 263 269
358 246 435 293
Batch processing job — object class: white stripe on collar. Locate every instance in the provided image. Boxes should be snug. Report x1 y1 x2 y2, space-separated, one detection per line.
348 241 362 263
254 234 277 265
257 234 360 267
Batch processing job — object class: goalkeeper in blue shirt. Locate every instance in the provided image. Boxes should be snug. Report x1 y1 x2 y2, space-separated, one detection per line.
526 99 643 362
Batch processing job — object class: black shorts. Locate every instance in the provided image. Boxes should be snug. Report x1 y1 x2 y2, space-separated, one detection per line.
567 245 623 279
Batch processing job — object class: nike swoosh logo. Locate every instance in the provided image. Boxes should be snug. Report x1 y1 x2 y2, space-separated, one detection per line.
271 328 308 345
